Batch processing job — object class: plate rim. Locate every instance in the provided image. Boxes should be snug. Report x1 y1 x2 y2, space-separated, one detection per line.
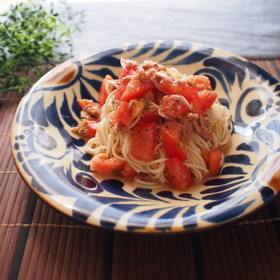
10 40 280 233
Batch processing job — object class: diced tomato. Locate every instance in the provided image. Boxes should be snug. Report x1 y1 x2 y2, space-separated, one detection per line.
208 148 221 175
119 68 135 79
154 78 180 95
199 90 218 110
154 78 202 115
161 121 187 161
90 155 126 175
180 85 202 116
143 91 157 103
130 122 157 161
90 154 136 177
165 158 193 190
99 75 113 106
139 109 161 123
112 101 133 127
121 76 155 101
121 163 137 177
114 79 130 100
119 58 138 79
160 95 189 119
86 121 98 138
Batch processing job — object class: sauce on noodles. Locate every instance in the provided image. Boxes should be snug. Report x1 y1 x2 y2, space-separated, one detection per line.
71 59 232 190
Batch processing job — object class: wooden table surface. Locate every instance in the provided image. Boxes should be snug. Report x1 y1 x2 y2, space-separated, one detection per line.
0 59 279 280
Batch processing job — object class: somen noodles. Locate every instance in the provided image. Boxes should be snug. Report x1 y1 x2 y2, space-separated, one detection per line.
71 59 232 190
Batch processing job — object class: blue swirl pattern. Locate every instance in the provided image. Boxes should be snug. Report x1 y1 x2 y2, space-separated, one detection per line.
11 41 280 233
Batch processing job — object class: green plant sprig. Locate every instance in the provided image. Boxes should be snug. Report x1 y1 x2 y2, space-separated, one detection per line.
0 0 84 93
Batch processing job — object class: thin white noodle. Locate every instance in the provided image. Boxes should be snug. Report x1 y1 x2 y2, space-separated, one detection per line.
85 69 232 189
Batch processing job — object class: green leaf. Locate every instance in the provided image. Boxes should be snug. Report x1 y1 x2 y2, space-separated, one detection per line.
0 0 84 94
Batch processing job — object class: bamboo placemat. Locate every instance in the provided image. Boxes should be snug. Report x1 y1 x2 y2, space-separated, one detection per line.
0 59 279 280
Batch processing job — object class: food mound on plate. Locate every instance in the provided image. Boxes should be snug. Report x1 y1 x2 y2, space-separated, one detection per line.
71 59 232 190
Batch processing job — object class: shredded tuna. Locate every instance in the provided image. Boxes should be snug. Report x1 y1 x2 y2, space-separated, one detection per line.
81 103 101 120
71 120 90 138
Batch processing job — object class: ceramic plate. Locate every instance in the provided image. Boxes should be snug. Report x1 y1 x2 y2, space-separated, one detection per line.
11 41 280 233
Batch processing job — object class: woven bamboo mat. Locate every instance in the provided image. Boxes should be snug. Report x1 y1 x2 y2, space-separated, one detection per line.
0 60 279 280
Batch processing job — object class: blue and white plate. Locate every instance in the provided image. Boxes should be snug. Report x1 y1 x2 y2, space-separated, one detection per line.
11 41 280 233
